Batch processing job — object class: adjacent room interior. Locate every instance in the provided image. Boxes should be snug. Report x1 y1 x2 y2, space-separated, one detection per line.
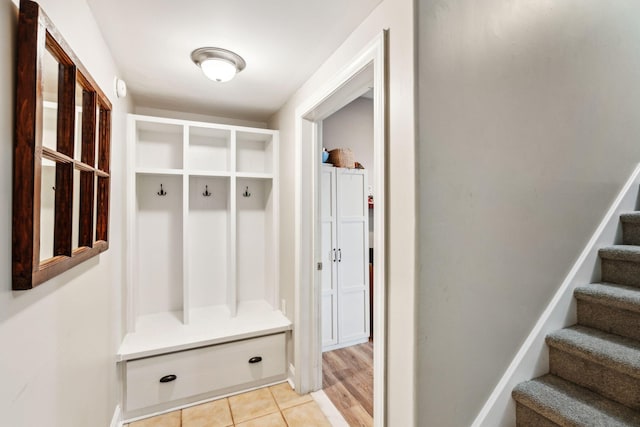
320 92 375 426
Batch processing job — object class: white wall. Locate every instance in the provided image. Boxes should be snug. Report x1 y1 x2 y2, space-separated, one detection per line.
0 1 130 425
134 105 267 129
269 0 415 424
417 0 640 425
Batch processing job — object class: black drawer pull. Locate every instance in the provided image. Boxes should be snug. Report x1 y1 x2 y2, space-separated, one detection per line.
159 374 177 383
248 356 263 364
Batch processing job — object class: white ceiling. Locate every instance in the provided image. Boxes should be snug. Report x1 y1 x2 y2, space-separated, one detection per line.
86 0 382 122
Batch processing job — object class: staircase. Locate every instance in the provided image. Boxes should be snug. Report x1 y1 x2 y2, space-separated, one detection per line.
512 212 640 426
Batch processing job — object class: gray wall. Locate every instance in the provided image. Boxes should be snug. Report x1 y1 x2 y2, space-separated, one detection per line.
322 97 375 191
417 0 640 425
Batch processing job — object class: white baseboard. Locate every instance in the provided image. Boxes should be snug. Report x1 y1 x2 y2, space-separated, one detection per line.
311 390 349 427
322 336 369 353
288 363 296 389
110 405 122 427
471 163 640 427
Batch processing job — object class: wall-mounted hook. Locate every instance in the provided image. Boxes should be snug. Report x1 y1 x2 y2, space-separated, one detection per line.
242 186 251 198
157 184 167 196
203 185 212 197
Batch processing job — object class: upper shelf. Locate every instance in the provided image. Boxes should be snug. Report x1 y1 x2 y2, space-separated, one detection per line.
131 115 277 177
135 120 183 170
189 126 231 173
237 131 273 174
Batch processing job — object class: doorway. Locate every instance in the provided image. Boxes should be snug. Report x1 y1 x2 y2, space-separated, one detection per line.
320 94 374 424
293 32 387 427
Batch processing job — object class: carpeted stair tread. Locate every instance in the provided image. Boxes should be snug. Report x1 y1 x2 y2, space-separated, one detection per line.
575 283 640 314
513 374 640 426
621 212 640 245
599 245 640 262
546 326 640 379
620 212 640 224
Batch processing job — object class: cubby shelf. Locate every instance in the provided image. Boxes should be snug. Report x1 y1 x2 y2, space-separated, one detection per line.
188 170 233 178
236 172 273 179
135 168 183 175
122 114 289 359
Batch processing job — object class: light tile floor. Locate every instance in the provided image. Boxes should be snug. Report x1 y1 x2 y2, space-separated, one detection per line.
126 383 332 427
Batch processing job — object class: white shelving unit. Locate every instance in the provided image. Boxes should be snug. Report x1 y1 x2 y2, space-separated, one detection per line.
120 114 289 363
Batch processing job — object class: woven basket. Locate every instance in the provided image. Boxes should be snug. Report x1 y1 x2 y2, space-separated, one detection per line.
327 148 355 168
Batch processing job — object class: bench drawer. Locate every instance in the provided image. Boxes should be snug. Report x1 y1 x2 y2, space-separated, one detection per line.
125 333 286 412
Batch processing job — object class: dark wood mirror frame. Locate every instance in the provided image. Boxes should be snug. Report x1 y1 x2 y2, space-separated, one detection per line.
13 0 112 290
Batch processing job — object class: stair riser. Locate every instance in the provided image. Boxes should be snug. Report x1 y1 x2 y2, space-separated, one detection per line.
601 259 640 287
549 348 640 410
515 403 560 427
622 222 640 246
577 300 640 341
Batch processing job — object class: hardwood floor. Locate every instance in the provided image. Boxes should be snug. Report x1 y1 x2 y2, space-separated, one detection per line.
322 341 373 427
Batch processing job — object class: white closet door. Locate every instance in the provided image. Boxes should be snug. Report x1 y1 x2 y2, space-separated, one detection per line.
336 168 370 343
321 167 338 348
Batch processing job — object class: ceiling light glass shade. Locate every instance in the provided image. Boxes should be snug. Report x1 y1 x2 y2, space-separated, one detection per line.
191 47 246 83
200 58 237 82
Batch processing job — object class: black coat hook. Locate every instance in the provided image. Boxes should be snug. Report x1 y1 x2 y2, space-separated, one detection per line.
242 186 251 198
203 185 212 197
157 184 167 196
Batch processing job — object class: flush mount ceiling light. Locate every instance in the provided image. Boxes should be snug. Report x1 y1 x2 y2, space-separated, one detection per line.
191 47 246 82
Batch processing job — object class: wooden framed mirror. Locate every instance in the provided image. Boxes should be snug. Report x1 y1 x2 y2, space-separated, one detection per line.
13 0 112 290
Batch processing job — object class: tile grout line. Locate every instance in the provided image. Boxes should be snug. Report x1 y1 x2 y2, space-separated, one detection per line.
229 386 285 426
225 397 235 427
267 384 290 427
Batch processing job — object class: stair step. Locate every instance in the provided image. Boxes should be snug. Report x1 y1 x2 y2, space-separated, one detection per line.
547 325 640 409
575 283 640 341
513 374 640 426
621 212 640 245
599 245 640 262
547 326 640 379
575 283 640 314
620 212 640 224
599 246 640 287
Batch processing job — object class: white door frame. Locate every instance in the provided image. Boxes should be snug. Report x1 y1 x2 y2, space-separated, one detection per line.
294 31 387 426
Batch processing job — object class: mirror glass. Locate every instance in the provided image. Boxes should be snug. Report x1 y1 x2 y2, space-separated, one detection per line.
39 46 59 262
72 167 81 250
74 80 83 160
39 159 56 261
95 106 102 166
42 47 58 151
93 172 98 243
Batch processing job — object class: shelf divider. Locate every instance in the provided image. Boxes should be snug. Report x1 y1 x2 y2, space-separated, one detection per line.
229 130 237 317
182 124 190 324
